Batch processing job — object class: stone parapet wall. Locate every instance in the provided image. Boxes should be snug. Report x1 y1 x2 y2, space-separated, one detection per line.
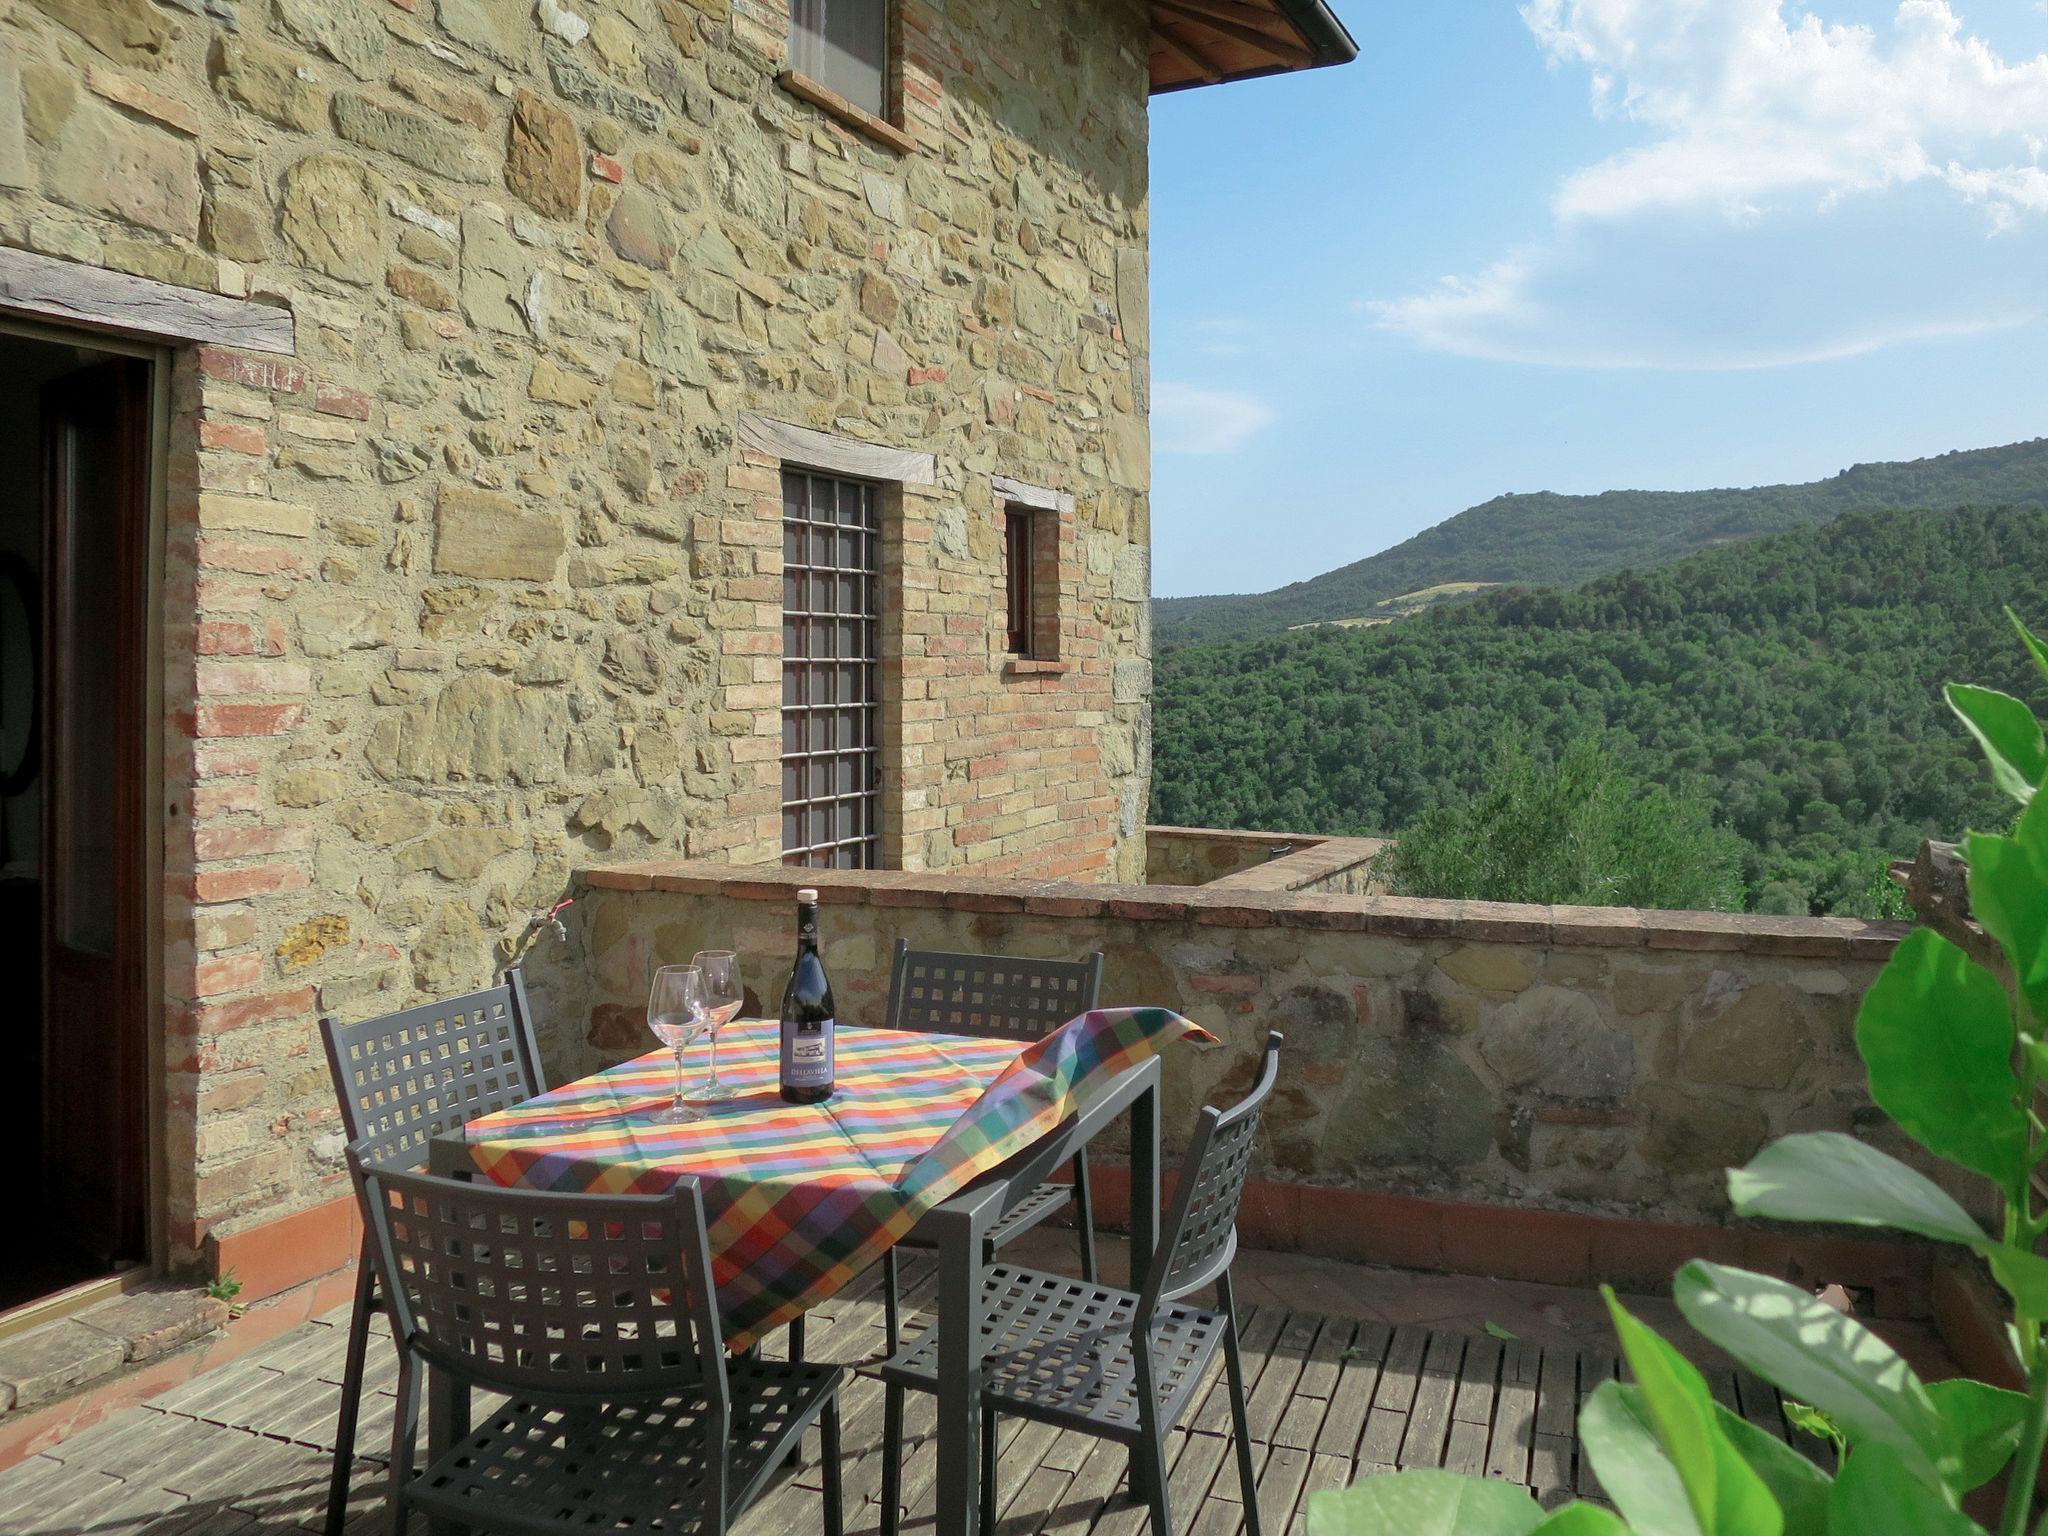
1144 825 1386 893
554 859 1952 1237
0 0 1152 1258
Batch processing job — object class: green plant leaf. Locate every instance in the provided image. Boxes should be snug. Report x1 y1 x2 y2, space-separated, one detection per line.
1303 1470 1546 1536
1605 1293 1782 1536
2010 606 2048 691
1725 1133 1987 1247
1853 928 2025 1186
1925 1378 2027 1492
1825 1443 1982 1535
1578 1382 1702 1536
1672 1263 1949 1490
1966 829 2048 1031
1946 683 2045 805
1714 1405 1833 1532
1532 1508 1632 1535
1982 1244 2048 1312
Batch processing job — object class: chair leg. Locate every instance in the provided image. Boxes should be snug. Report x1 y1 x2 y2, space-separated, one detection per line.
1071 1150 1097 1284
1219 1272 1261 1536
325 1236 378 1536
980 1405 998 1535
883 1247 902 1354
1140 1424 1173 1536
880 1382 904 1536
789 1315 807 1363
386 1354 421 1536
820 1390 845 1536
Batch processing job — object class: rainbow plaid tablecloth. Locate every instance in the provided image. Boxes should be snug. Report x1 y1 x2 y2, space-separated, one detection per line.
461 1007 1210 1349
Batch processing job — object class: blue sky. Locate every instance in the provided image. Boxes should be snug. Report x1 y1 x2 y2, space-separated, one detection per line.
1146 1 2048 598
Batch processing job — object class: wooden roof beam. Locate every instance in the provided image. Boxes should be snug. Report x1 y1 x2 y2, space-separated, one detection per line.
1153 20 1225 85
1153 0 1312 66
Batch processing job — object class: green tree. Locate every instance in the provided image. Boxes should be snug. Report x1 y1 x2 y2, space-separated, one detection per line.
1374 736 1745 911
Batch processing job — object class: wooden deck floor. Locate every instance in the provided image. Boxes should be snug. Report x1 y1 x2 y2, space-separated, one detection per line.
0 1259 1832 1536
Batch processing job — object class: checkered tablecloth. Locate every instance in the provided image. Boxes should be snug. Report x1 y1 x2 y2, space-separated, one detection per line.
460 1007 1210 1349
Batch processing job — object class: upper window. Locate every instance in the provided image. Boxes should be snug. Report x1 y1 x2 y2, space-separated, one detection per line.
1004 508 1035 656
788 0 889 121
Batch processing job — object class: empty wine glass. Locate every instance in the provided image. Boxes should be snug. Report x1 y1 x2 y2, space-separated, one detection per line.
647 964 706 1124
687 950 745 1102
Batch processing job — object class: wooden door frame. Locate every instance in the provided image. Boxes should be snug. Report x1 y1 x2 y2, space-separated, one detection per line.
0 316 170 1286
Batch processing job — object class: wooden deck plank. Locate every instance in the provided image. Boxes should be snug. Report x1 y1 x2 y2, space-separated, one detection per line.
1395 1330 1466 1469
1442 1417 1490 1476
1483 1340 1541 1485
1246 1313 1323 1445
1533 1345 1577 1438
1575 1350 1618 1500
1308 1321 1390 1459
1451 1334 1502 1425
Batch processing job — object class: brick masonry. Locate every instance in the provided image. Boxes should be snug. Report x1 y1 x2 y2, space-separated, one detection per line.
0 0 1154 1264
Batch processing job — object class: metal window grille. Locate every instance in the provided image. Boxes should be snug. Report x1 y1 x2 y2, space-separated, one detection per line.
787 0 889 120
1004 507 1034 656
782 470 881 868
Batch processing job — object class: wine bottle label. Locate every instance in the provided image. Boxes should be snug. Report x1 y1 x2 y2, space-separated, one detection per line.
782 1020 835 1088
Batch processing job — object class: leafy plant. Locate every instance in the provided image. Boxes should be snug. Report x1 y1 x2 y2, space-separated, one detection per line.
1306 608 2048 1536
206 1268 245 1317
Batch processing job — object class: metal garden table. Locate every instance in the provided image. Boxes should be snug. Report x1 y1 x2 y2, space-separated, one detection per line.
424 1017 1169 1536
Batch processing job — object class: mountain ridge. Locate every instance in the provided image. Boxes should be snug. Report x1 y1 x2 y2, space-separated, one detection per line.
1155 436 2048 648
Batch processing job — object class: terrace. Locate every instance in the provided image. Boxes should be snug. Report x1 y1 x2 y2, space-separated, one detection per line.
0 825 2003 1536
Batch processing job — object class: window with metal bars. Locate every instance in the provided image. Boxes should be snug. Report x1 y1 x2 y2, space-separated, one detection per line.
1004 507 1034 656
781 469 882 868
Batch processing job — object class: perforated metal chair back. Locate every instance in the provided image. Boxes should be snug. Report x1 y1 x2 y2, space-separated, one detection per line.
319 971 545 1173
884 940 1104 1042
1140 1030 1283 1313
349 1148 728 1405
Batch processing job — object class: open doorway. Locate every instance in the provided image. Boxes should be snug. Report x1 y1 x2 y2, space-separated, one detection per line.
0 329 153 1313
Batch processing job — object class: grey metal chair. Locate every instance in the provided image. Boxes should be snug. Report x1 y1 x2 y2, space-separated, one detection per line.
878 1030 1283 1536
347 1148 846 1536
879 940 1105 1350
316 973 547 1536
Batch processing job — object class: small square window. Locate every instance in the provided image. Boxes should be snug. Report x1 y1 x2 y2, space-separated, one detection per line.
788 0 889 121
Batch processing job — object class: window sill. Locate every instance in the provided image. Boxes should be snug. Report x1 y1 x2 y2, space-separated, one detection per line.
776 71 916 156
1003 658 1070 679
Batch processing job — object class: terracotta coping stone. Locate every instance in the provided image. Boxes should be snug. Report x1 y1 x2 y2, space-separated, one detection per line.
576 858 1903 960
1549 904 1649 947
1021 884 1111 918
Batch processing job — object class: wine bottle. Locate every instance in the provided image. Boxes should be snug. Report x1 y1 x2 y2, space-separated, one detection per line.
779 887 836 1104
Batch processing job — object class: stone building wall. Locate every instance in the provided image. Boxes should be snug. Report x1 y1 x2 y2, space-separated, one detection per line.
560 862 1949 1234
0 0 1153 1262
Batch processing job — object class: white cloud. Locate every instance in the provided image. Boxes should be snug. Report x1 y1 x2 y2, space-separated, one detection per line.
1372 2 2048 368
1151 383 1276 454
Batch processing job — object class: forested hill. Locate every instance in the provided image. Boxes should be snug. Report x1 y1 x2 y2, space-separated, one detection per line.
1155 438 2048 647
1152 504 2048 915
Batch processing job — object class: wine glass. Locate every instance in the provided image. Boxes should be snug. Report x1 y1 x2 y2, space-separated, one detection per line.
687 950 745 1102
647 964 706 1123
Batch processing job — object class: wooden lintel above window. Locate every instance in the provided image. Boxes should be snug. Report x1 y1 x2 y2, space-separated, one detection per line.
1147 0 1356 94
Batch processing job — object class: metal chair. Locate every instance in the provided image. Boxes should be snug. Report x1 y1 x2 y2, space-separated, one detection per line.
316 973 547 1536
348 1148 846 1536
879 941 1105 1349
878 1030 1283 1536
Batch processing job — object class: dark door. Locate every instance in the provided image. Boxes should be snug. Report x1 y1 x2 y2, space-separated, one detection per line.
40 358 149 1270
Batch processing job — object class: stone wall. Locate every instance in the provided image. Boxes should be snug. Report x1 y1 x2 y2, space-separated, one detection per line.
554 861 1958 1235
0 0 1153 1260
1145 826 1385 893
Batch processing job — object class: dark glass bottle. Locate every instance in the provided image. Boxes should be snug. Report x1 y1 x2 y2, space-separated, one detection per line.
779 888 836 1104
